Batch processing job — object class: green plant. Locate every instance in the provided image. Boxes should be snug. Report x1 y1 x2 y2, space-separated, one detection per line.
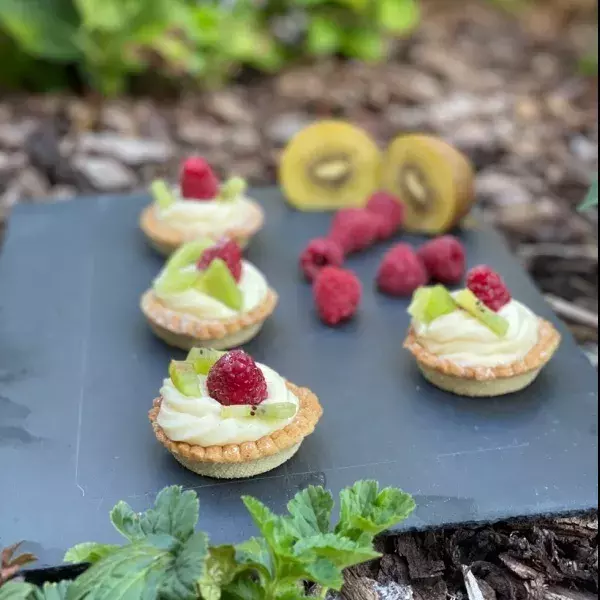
579 178 598 211
0 481 415 600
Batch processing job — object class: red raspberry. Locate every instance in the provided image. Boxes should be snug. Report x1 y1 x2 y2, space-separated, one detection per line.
207 350 268 406
376 244 428 297
181 156 220 200
418 236 466 286
299 238 344 282
365 192 406 240
313 267 362 326
467 266 512 312
197 238 243 282
329 208 380 254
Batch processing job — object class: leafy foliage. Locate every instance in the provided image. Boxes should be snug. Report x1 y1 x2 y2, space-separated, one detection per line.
1 482 415 599
579 178 598 211
0 0 420 94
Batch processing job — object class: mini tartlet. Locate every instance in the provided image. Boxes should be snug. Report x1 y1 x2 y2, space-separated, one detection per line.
141 238 278 350
140 157 264 256
404 269 561 398
149 349 323 478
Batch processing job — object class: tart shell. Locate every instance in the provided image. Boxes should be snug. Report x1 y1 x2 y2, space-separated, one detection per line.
149 382 323 478
141 288 278 351
404 318 561 398
140 201 265 256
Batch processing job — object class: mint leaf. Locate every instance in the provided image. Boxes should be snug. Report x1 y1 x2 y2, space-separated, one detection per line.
303 558 343 591
294 533 380 570
0 581 36 600
32 581 71 600
159 532 209 600
110 501 145 542
336 481 415 541
199 545 238 600
287 486 333 537
241 497 295 555
221 577 263 600
235 537 273 582
64 543 121 564
579 178 598 211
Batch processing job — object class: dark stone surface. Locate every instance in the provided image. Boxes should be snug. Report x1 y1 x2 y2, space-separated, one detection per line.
0 190 597 567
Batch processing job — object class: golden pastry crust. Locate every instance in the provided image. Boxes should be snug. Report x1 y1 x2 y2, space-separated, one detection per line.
149 382 323 464
404 318 561 381
140 201 265 255
141 288 278 341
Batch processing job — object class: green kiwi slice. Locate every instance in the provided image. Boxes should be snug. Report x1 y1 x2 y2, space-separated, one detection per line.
219 177 247 201
169 360 201 397
220 402 297 420
154 269 200 295
151 179 176 210
409 285 457 324
455 289 509 337
186 348 226 375
195 258 243 311
166 239 214 273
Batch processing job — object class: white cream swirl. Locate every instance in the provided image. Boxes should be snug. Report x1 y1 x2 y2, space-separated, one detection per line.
153 261 268 319
157 364 298 446
413 300 540 367
156 190 256 236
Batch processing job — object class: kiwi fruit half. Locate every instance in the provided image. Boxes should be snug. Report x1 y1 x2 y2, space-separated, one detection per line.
220 402 297 420
409 285 457 324
455 289 509 337
381 135 476 234
279 120 382 211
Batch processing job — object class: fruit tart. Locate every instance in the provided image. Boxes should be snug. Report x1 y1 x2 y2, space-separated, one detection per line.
149 349 323 478
141 238 278 350
140 156 264 255
404 267 561 397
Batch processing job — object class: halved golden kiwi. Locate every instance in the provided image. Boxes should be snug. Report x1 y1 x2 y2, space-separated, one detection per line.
279 121 382 211
381 135 476 234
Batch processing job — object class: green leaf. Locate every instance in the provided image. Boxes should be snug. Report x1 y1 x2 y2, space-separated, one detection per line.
110 501 145 542
378 0 420 34
199 545 238 600
32 581 72 600
294 533 380 570
242 497 295 554
303 558 343 591
221 577 264 600
342 29 387 62
579 178 598 211
0 581 36 600
287 486 334 538
307 16 341 56
64 543 121 564
75 0 122 31
235 537 273 579
336 481 416 541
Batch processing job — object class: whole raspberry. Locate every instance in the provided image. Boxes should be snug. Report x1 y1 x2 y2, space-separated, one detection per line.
313 267 362 326
467 266 512 312
181 156 219 200
329 208 380 254
197 238 243 281
299 238 344 282
418 236 466 286
207 350 268 406
377 244 428 297
365 192 406 240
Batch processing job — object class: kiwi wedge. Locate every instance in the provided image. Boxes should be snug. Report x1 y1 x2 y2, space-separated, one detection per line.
154 269 200 295
220 402 297 420
151 179 176 210
186 348 226 375
196 258 243 311
279 120 382 211
455 289 509 337
409 285 457 324
381 135 476 234
169 360 201 397
219 177 247 202
167 239 214 273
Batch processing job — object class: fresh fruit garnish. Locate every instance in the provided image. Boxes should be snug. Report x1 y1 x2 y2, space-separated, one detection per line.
196 258 243 311
169 360 201 397
329 208 380 254
455 289 510 337
151 179 176 210
418 236 466 286
279 120 381 211
408 285 457 324
197 238 243 282
299 237 344 282
376 244 428 297
220 402 297 420
219 176 247 201
181 156 220 201
167 239 214 272
365 191 406 240
206 349 268 406
467 265 512 312
186 348 226 375
154 269 200 295
380 135 476 234
313 266 362 327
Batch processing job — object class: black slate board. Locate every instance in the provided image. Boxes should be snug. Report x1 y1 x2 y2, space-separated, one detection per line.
0 190 597 567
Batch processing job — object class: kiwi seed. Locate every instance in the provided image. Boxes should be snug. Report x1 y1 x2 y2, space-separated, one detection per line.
309 154 353 188
399 163 436 214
